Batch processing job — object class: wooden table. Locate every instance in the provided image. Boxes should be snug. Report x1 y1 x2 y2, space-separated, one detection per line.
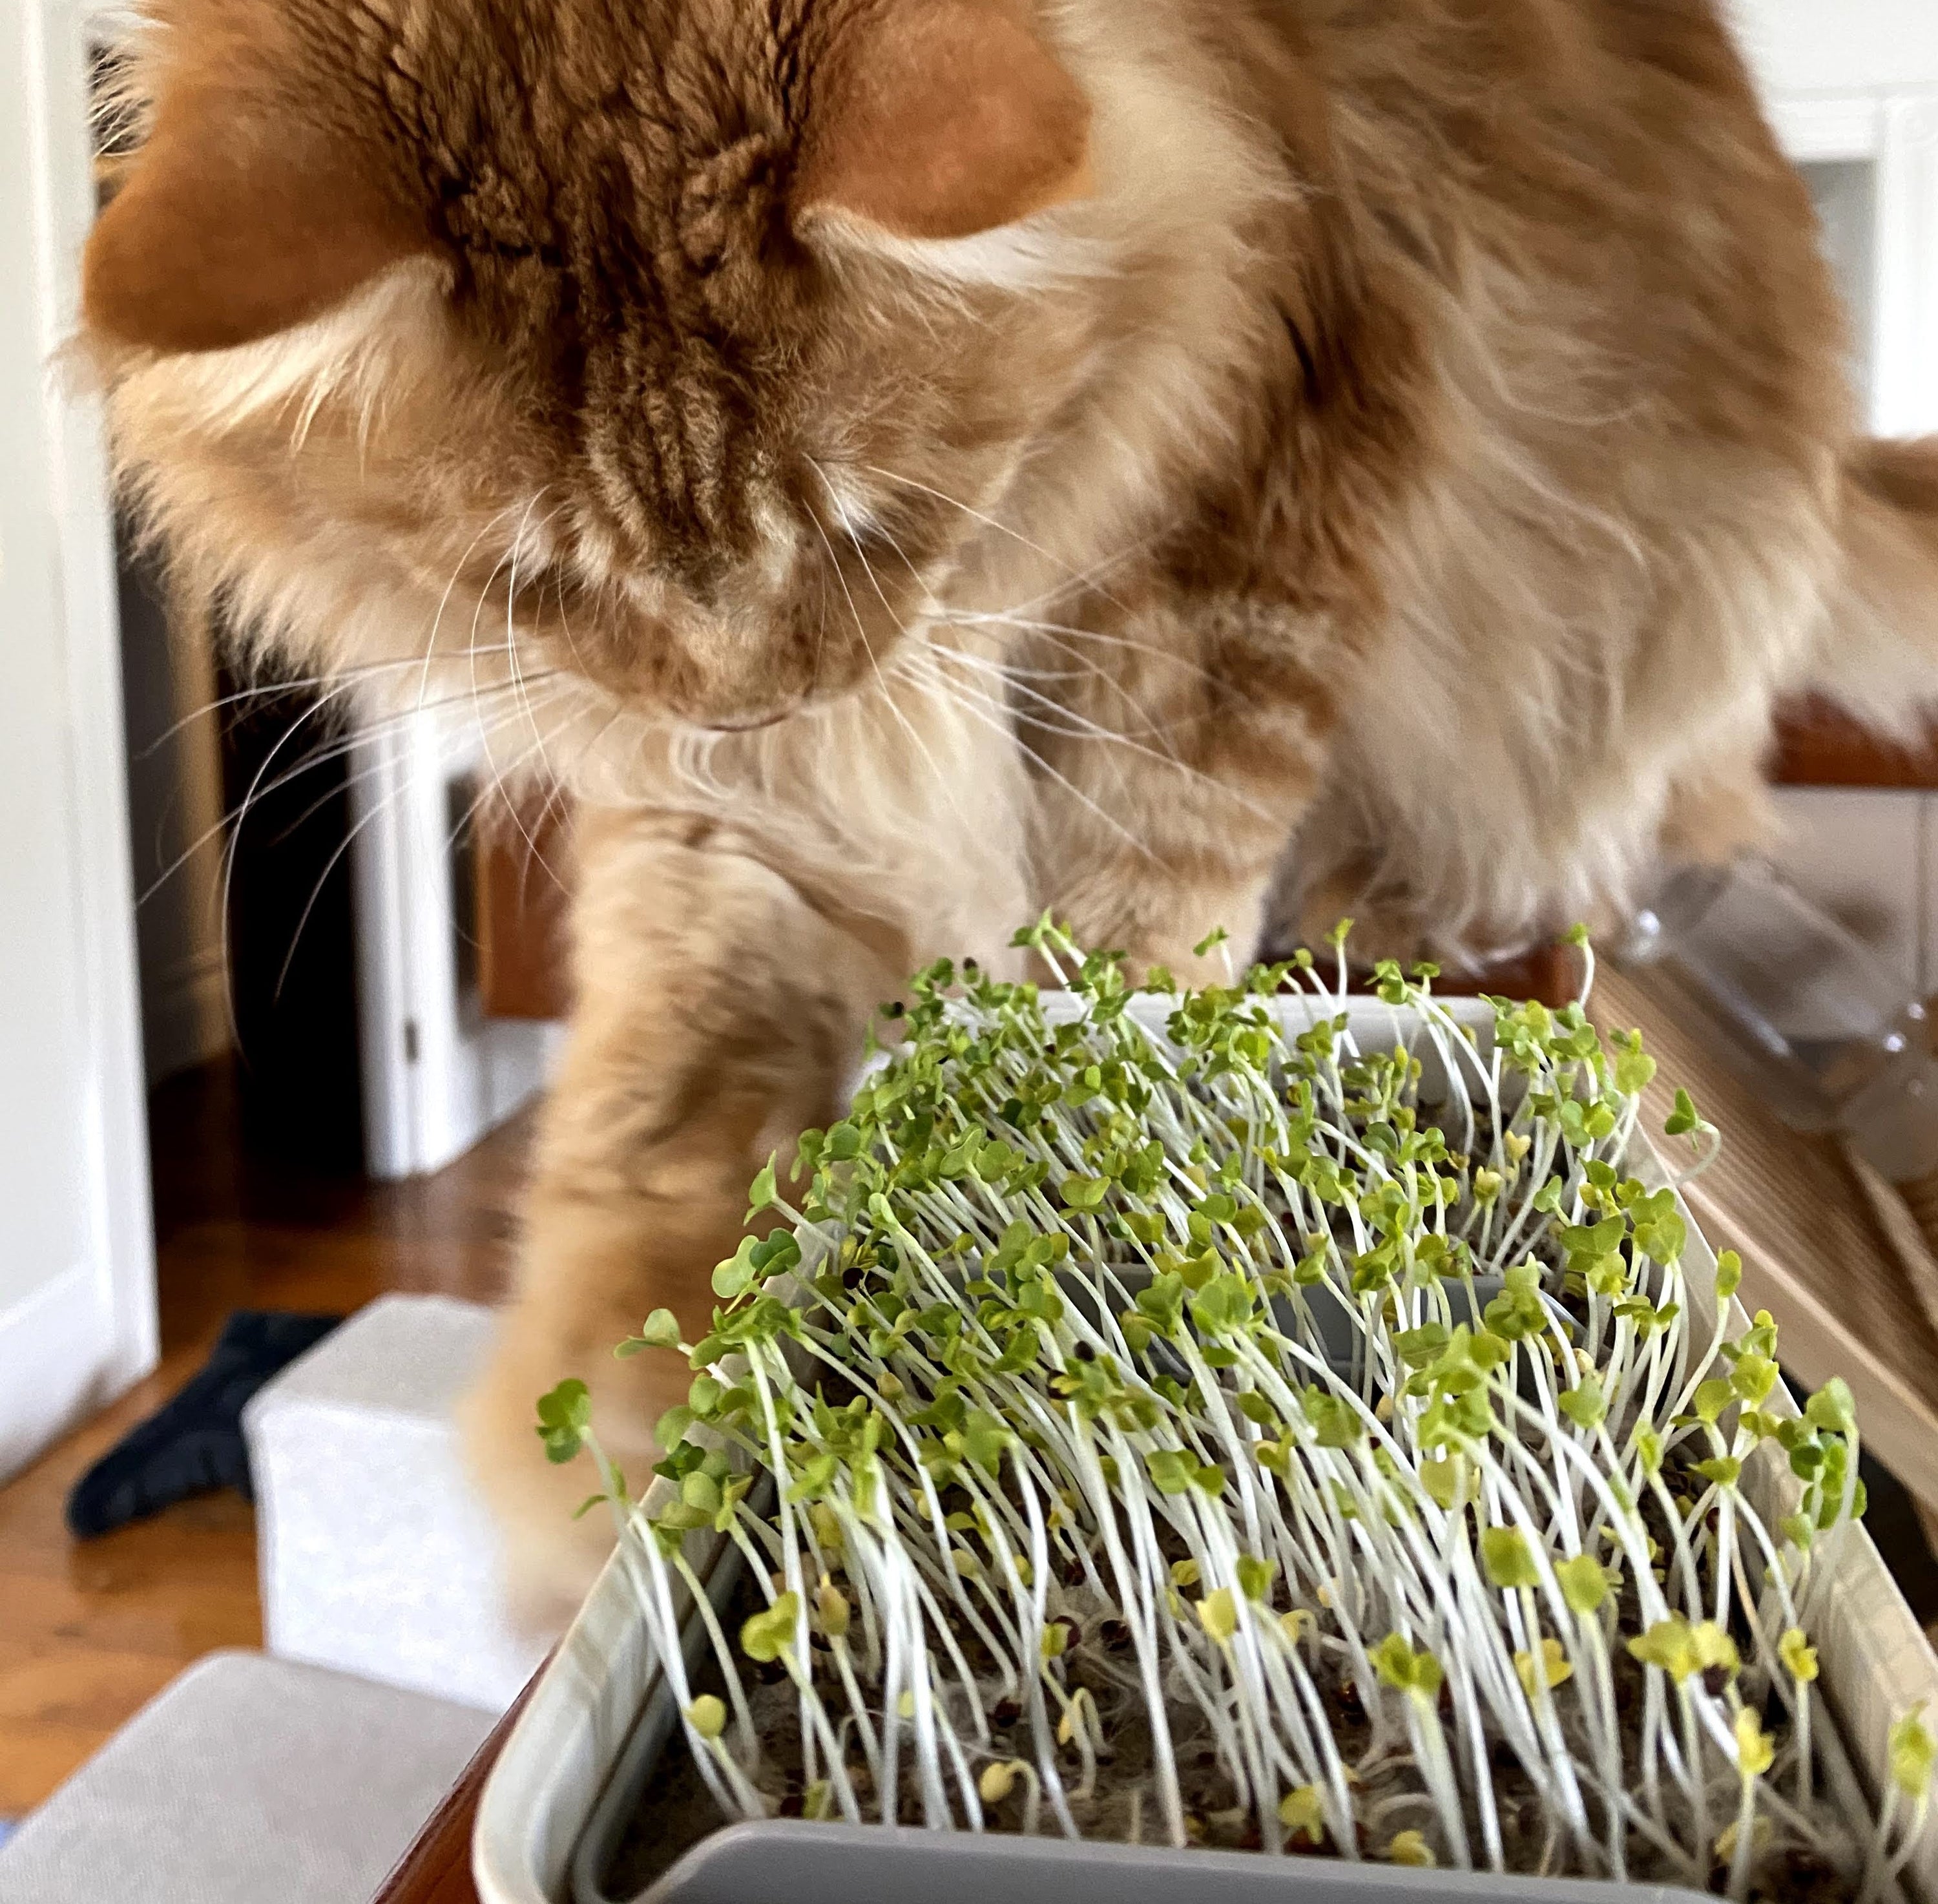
372 1668 542 1904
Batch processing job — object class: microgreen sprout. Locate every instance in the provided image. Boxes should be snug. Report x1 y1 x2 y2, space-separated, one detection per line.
547 923 1928 1896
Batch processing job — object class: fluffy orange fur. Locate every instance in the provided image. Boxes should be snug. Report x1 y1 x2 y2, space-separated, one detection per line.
82 0 1938 1616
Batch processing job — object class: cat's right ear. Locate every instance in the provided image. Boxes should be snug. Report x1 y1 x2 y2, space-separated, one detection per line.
84 76 428 356
793 0 1094 281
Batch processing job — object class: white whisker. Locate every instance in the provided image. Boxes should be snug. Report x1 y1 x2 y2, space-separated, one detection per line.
419 506 520 712
859 463 1138 619
139 645 525 760
897 649 1156 864
138 675 558 910
804 468 962 819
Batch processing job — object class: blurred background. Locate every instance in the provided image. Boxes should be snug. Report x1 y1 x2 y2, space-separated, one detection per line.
4 0 1938 1880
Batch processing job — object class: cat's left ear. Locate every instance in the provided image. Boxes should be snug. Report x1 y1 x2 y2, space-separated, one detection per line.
794 0 1093 274
84 72 429 356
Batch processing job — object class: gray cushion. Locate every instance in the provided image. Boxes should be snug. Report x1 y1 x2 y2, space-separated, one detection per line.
0 1649 494 1903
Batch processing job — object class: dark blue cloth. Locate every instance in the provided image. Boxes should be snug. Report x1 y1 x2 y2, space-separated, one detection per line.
65 1310 342 1538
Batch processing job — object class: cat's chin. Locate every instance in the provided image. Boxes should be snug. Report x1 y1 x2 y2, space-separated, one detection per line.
696 704 798 734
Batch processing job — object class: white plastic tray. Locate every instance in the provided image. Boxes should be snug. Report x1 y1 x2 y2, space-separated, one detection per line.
475 995 1938 1904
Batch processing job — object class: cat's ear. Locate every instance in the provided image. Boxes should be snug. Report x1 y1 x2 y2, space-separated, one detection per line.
794 0 1092 266
84 78 428 355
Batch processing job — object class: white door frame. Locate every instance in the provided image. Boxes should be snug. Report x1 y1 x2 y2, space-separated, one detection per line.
0 0 158 1480
1765 88 1938 440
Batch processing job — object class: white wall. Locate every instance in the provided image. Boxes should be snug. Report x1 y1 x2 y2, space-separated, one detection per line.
0 0 156 1481
1733 0 1938 96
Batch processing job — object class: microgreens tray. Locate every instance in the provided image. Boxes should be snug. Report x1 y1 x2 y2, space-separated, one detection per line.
477 957 1938 1904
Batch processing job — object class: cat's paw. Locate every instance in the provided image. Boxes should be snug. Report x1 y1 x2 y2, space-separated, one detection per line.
457 1204 729 1631
1269 866 1432 974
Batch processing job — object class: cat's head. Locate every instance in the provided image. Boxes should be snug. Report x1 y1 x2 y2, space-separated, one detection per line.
83 0 1098 733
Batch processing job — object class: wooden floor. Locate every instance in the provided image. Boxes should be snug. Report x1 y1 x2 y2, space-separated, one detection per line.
0 1062 531 1817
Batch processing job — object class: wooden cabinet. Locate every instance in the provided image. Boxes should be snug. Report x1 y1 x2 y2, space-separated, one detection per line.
473 797 572 1023
1773 701 1938 791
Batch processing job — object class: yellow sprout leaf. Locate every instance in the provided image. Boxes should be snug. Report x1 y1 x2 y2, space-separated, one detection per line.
1780 1628 1820 1684
1627 1616 1698 1685
1892 1706 1936 1799
1714 1250 1743 1303
979 1760 1023 1805
1420 1457 1464 1511
1371 1632 1443 1702
896 1690 917 1719
1197 1588 1239 1645
685 1695 726 1741
1693 1622 1740 1681
1170 1557 1202 1589
1735 1708 1775 1779
1554 1554 1609 1616
1279 1607 1316 1646
1481 1525 1541 1590
1714 1817 1771 1863
740 1593 800 1665
815 1578 851 1640
1278 1786 1327 1844
1515 1637 1574 1699
1388 1830 1437 1868
1056 1688 1094 1746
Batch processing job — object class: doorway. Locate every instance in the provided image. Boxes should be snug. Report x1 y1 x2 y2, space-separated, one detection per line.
116 545 369 1177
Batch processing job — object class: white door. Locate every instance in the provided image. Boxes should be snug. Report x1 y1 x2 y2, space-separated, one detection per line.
351 715 563 1180
0 0 158 1483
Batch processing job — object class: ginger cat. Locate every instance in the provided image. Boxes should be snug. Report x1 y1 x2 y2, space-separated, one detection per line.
83 0 1938 1616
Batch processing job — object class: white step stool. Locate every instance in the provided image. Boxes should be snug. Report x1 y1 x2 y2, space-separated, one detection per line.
244 1292 548 1711
0 1651 494 1904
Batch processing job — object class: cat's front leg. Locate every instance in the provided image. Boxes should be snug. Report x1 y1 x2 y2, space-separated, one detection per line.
1024 598 1341 981
1049 844 1288 983
459 807 901 1625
